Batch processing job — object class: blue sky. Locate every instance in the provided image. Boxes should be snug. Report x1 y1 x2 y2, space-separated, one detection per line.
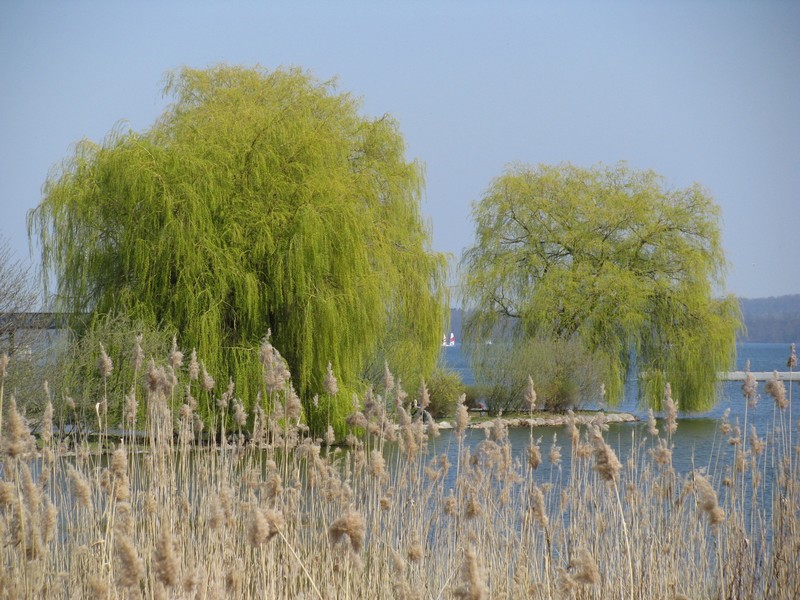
1 1 798 299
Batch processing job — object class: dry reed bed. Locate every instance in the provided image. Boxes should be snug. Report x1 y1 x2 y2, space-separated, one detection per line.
0 342 798 599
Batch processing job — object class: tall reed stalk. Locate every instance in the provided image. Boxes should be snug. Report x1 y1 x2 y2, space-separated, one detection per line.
1 338 799 598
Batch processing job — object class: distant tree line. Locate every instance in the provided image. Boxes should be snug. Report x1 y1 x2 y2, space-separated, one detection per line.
738 295 800 342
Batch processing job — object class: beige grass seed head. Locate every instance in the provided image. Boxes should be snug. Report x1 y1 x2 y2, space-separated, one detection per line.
153 527 180 588
766 371 787 409
590 425 622 482
455 394 470 436
324 361 339 396
453 546 488 600
329 510 365 553
115 534 144 589
571 547 601 585
525 375 537 411
664 382 678 434
2 395 35 458
98 342 113 378
692 472 725 526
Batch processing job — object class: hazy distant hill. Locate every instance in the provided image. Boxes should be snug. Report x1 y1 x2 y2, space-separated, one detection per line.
449 295 800 344
738 295 800 342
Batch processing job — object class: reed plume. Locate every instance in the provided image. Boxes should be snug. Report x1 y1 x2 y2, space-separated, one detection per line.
169 336 184 370
248 505 283 546
571 547 601 585
549 434 562 465
329 510 365 553
749 425 765 456
590 425 622 482
383 361 395 394
743 361 759 407
233 399 247 427
465 495 483 519
286 384 302 420
525 375 537 411
691 472 724 526
647 408 659 437
527 439 542 470
530 486 549 530
98 342 113 378
115 533 144 589
201 361 215 392
453 546 488 600
110 446 130 502
664 382 678 435
444 492 457 516
123 385 138 426
369 449 386 480
391 549 420 600
2 395 35 458
187 348 199 380
153 527 180 588
325 425 336 446
41 495 57 546
0 352 7 438
0 481 15 507
650 438 673 468
132 334 144 373
87 576 109 600
67 465 93 511
261 333 291 394
565 410 580 446
324 361 338 396
407 535 423 563
765 371 787 409
40 398 53 445
455 393 469 436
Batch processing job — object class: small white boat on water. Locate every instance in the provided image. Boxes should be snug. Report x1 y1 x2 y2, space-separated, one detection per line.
442 332 455 347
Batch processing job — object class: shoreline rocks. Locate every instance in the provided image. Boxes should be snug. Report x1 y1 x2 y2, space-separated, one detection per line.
437 411 638 430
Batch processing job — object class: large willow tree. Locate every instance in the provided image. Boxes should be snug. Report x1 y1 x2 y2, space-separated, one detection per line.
461 162 742 412
28 65 447 421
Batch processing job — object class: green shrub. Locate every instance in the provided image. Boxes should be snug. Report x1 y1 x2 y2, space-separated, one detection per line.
425 368 465 418
468 337 605 414
462 384 488 410
540 368 581 412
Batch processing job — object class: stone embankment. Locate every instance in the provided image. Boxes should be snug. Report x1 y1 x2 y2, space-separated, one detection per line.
437 411 638 430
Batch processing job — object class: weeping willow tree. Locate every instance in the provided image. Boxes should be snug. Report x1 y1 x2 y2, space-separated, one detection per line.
28 65 448 426
460 162 742 412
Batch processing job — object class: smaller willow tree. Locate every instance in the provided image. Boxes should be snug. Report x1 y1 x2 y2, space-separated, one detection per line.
460 162 742 412
28 65 447 427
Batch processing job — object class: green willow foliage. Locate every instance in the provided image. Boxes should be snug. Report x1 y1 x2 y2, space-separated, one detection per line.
28 65 447 425
460 162 742 411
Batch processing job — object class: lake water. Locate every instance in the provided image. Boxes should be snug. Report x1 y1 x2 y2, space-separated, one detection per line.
437 342 798 481
440 341 794 418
